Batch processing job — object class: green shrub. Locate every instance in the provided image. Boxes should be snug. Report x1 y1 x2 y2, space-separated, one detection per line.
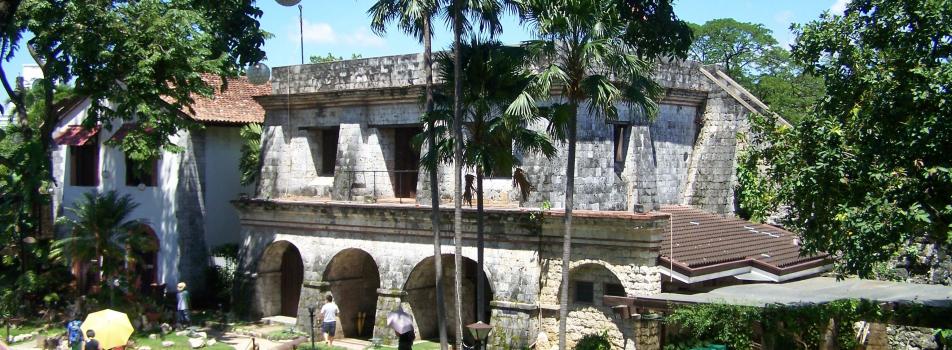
574 331 611 350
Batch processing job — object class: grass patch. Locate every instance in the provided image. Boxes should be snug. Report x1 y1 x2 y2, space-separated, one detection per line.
368 340 442 350
264 329 307 341
131 333 233 350
296 345 349 350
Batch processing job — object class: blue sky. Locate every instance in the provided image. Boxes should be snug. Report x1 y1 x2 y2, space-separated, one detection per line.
2 0 845 101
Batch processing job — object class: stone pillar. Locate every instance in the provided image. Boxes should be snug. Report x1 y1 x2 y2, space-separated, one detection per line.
488 301 537 350
373 288 411 346
634 320 662 350
296 280 329 333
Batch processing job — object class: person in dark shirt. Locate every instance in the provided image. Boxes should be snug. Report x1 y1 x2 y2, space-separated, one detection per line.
84 330 99 350
397 330 415 350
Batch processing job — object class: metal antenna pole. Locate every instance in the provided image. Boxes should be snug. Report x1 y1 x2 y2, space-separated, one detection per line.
298 4 304 64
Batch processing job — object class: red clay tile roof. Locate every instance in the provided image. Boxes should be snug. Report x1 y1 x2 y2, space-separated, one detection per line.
180 75 270 124
54 125 100 146
659 205 829 282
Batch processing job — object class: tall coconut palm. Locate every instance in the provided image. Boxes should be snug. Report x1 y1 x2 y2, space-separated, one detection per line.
443 1 517 348
508 1 663 348
368 1 450 347
51 191 155 295
425 38 556 335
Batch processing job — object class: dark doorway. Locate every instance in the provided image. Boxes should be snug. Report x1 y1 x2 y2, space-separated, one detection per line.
392 127 421 198
280 246 304 316
133 225 159 293
323 249 381 339
404 255 491 344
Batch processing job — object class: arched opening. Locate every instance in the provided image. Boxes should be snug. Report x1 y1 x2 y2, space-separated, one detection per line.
257 241 304 317
322 248 380 339
563 263 631 349
132 225 159 293
404 254 492 344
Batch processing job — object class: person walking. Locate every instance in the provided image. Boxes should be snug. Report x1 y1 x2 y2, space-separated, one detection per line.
320 294 339 347
66 317 84 350
176 282 191 329
397 329 415 350
83 330 99 350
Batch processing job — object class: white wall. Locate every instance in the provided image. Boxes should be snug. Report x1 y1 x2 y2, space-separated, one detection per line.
52 101 185 289
203 126 254 248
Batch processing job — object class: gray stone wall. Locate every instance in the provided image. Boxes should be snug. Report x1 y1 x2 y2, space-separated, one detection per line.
176 129 210 294
257 55 751 215
234 200 666 348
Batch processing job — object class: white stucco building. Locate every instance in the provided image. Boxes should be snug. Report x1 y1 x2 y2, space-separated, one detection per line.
50 76 269 293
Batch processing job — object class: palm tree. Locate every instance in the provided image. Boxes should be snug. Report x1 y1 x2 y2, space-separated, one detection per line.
52 191 155 295
508 1 663 348
368 1 450 347
426 37 556 332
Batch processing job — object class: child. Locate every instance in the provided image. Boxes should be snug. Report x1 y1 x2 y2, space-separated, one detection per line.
176 282 191 329
66 317 83 350
84 330 99 350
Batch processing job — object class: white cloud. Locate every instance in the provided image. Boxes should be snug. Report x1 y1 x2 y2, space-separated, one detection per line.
831 0 849 14
290 22 385 48
300 20 338 44
342 27 386 48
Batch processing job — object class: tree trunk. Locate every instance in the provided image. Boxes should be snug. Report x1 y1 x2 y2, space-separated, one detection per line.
451 0 465 348
476 168 485 327
557 106 578 350
423 17 450 350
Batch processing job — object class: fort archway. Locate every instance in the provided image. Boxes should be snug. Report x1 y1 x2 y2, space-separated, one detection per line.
404 254 492 344
563 263 633 350
323 248 380 339
257 241 304 317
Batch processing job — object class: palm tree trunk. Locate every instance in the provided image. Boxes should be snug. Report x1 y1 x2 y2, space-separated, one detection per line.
451 0 465 348
423 17 450 350
476 168 486 327
557 107 578 350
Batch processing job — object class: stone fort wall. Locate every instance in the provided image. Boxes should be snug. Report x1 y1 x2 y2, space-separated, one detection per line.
256 54 750 214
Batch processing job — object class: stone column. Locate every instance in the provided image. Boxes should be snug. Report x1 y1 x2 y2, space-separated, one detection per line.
633 320 662 350
296 280 329 333
373 288 412 346
488 301 538 350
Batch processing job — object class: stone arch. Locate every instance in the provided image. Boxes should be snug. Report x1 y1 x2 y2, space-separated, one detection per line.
322 248 381 339
133 224 160 292
403 254 492 344
256 240 304 317
560 262 633 350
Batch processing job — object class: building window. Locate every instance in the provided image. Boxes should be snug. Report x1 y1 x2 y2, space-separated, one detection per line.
320 128 339 176
488 138 513 178
574 281 594 303
70 143 100 187
605 283 626 297
613 125 629 165
125 156 158 187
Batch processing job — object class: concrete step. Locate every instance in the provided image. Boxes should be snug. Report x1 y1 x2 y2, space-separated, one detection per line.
260 316 298 327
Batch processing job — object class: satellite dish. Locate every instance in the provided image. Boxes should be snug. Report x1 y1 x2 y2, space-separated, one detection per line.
247 63 271 85
275 0 301 6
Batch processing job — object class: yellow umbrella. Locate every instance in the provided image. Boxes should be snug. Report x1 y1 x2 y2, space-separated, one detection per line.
81 309 134 349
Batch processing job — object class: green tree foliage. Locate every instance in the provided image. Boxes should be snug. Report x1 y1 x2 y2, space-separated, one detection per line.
688 18 777 78
52 191 156 294
0 0 267 311
308 52 363 64
510 1 690 348
574 331 612 350
739 0 952 277
687 18 824 124
239 123 262 186
0 81 75 317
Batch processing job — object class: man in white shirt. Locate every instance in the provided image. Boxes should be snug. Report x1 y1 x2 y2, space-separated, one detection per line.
320 294 339 347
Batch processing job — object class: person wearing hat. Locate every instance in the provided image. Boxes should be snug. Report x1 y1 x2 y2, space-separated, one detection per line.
176 282 191 329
